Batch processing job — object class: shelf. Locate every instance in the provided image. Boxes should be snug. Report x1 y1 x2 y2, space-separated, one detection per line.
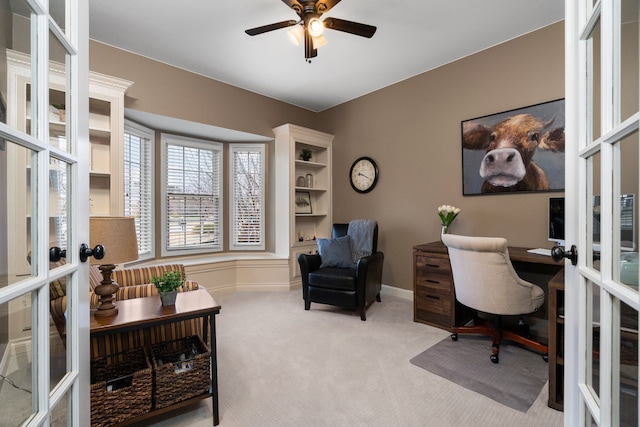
295 213 327 218
295 160 326 169
90 171 111 178
114 392 213 426
28 117 111 138
293 241 318 248
295 186 326 192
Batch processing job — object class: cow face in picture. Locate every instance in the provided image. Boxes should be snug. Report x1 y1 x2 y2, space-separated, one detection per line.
462 113 565 193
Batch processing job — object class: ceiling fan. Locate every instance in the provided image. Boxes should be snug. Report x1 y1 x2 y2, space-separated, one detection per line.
245 0 377 61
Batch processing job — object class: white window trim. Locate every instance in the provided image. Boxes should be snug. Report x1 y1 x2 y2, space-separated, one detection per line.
124 119 155 261
161 133 223 257
229 143 266 251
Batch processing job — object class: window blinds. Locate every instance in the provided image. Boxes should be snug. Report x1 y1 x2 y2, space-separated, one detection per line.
124 129 153 257
230 145 265 249
165 142 221 250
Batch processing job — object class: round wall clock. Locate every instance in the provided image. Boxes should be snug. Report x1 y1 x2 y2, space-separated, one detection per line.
349 156 379 193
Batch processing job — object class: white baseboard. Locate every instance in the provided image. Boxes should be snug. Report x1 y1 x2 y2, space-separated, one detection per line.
381 284 413 301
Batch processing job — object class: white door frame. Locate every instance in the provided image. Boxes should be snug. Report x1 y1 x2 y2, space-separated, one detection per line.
565 0 639 425
0 1 89 425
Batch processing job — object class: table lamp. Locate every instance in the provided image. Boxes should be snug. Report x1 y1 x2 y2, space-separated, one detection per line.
90 216 138 317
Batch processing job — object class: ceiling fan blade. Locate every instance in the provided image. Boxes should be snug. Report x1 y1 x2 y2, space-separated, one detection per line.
316 0 342 14
323 17 377 38
245 20 298 36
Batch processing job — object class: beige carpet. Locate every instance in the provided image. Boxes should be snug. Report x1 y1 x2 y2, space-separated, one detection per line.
142 289 563 427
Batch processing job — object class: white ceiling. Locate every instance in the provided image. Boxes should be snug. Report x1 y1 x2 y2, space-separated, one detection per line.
89 0 565 113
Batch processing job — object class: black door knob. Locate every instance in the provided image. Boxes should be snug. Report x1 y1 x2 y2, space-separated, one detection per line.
551 245 578 266
49 246 67 262
79 243 105 263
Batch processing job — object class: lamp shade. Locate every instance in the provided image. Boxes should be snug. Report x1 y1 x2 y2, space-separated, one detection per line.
89 216 139 265
311 34 327 49
287 24 304 45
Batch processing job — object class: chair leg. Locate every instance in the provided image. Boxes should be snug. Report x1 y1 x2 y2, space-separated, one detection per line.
451 314 548 363
376 293 381 302
490 343 500 363
304 300 310 311
360 307 367 321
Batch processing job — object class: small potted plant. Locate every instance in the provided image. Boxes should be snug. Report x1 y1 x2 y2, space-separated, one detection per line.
52 103 66 122
300 148 312 161
151 270 186 306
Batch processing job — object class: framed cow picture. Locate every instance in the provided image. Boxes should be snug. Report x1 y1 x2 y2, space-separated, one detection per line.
461 98 565 195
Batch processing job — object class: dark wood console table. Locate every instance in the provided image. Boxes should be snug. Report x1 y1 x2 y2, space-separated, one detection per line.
90 289 221 426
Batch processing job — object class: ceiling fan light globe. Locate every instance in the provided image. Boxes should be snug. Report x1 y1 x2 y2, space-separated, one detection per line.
287 25 304 45
308 18 324 37
311 34 327 49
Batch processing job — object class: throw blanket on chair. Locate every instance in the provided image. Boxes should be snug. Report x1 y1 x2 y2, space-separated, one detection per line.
348 219 376 263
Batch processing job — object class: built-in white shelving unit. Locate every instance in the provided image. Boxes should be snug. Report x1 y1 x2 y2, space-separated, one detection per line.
273 124 334 286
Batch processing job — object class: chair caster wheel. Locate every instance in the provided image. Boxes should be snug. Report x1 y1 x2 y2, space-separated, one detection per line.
490 354 499 364
542 353 548 362
451 333 458 341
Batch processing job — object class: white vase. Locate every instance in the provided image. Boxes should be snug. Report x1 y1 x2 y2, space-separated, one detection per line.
440 225 449 242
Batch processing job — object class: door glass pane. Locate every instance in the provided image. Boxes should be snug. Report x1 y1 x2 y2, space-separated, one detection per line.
50 390 68 426
615 133 638 291
5 140 37 285
589 280 601 400
0 0 34 137
49 33 68 148
49 158 69 256
589 150 602 271
49 0 66 33
0 294 37 425
619 300 638 426
588 19 602 142
620 0 639 124
49 274 68 392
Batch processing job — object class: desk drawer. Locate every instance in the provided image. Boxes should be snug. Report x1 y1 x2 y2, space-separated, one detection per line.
415 255 452 291
415 271 452 291
415 287 452 328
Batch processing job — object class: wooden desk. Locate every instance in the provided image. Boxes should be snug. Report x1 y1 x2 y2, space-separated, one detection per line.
413 241 565 412
413 241 562 330
90 289 221 426
548 269 565 410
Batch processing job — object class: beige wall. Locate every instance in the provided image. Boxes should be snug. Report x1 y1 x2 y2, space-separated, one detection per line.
88 23 567 292
319 22 566 290
89 41 320 138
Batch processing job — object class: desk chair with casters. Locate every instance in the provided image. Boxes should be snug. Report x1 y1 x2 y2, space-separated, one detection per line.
441 233 548 363
298 221 384 321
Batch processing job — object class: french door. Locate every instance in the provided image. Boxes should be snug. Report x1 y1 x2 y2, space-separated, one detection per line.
0 1 89 426
565 0 639 425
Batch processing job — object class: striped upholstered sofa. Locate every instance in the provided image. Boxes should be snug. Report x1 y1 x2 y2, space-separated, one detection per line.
50 264 202 358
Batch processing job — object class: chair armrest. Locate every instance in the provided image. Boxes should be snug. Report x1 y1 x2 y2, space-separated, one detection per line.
355 251 385 300
298 253 321 300
298 253 321 277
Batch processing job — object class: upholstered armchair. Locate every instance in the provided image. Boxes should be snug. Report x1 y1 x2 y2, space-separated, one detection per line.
441 233 548 363
298 221 384 321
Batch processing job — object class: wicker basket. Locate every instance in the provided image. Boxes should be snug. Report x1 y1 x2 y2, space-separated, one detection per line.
151 335 211 409
90 347 152 427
